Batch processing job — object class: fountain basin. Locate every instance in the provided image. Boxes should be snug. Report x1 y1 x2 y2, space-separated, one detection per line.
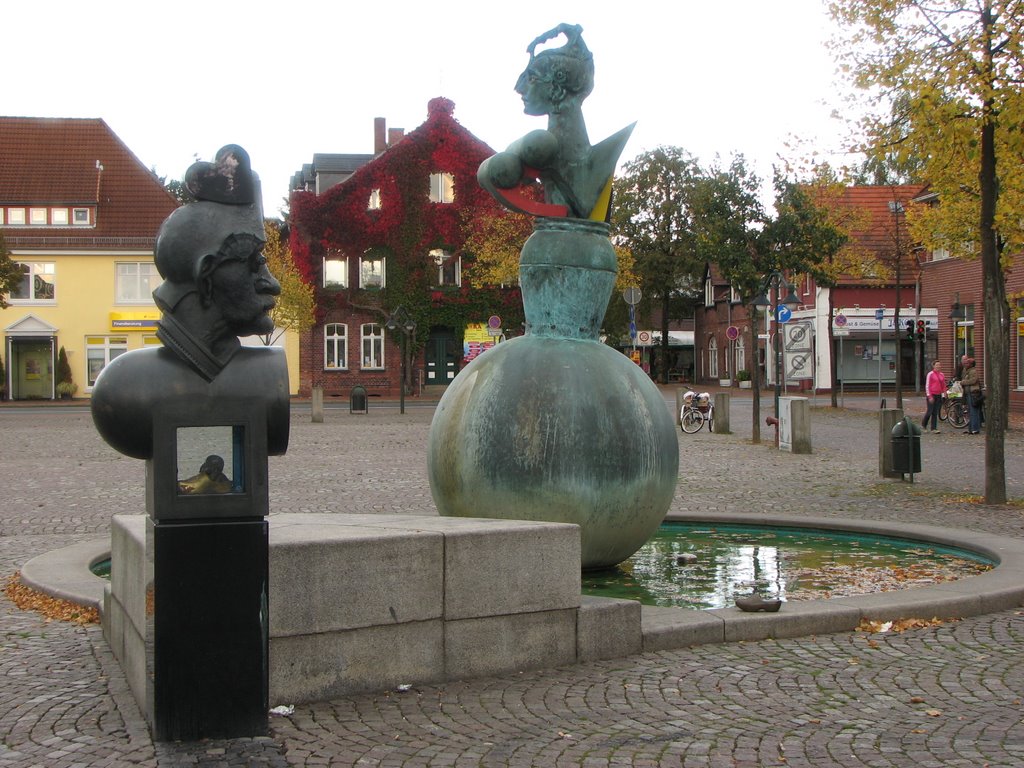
19 512 1024 701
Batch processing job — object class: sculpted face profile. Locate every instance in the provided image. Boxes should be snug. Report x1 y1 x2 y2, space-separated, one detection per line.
153 145 281 380
515 24 594 117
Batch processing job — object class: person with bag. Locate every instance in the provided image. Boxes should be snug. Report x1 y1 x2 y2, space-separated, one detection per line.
922 361 946 433
960 357 982 434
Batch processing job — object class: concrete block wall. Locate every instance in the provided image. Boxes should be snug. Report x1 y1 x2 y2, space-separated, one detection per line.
105 513 636 708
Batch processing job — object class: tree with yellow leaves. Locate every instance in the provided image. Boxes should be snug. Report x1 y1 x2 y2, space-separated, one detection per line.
261 221 315 346
829 0 1023 503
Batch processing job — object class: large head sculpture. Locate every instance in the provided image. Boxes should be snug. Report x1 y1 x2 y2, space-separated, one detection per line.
153 145 280 342
515 23 594 116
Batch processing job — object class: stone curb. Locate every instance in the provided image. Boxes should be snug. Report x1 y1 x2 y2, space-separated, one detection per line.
22 512 1024 661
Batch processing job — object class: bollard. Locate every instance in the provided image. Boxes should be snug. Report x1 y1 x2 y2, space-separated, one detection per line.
712 392 730 434
878 409 904 479
675 388 687 426
311 386 324 423
779 397 811 454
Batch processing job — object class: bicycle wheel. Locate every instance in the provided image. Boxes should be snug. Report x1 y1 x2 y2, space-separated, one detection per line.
680 409 704 434
705 405 715 432
938 399 950 422
949 400 968 429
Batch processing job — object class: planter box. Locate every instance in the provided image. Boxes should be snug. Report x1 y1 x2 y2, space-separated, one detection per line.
719 379 732 387
738 381 752 389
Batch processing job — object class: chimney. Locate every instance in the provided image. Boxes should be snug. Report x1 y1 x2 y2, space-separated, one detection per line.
374 117 386 154
388 128 405 148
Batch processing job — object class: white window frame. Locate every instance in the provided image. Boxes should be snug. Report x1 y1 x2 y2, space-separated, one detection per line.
324 323 348 370
429 248 461 287
708 337 719 378
86 335 128 388
29 207 47 225
361 323 385 369
729 285 741 304
704 277 714 307
368 188 382 210
323 256 348 289
10 261 56 302
359 254 386 289
73 208 91 225
51 207 69 226
115 262 162 304
735 337 746 376
7 208 25 225
429 172 455 204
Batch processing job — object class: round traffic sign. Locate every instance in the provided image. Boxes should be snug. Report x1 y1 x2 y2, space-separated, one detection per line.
834 313 847 327
776 306 792 323
623 287 642 306
726 325 739 341
638 330 651 344
487 315 502 329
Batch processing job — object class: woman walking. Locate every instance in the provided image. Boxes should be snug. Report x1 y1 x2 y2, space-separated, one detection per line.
922 361 946 433
960 357 982 435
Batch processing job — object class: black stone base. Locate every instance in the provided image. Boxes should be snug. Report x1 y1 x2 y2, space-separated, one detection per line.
152 518 268 741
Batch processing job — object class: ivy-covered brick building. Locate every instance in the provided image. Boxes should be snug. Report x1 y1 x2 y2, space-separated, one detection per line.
289 98 525 400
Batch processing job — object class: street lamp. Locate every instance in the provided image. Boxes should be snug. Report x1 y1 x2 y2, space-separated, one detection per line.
752 272 801 420
949 292 966 369
385 305 417 414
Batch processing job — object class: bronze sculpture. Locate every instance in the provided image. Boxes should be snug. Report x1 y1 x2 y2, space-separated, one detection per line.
478 23 634 221
429 25 678 569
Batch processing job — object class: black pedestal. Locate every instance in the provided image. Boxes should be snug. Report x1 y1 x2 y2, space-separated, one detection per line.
152 518 268 741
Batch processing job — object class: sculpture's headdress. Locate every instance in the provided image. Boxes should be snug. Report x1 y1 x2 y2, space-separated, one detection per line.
523 23 594 103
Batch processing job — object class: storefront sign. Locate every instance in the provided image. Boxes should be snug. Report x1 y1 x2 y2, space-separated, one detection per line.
110 311 159 331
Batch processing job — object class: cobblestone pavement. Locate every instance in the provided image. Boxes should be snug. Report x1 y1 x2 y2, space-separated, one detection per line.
1 395 1023 767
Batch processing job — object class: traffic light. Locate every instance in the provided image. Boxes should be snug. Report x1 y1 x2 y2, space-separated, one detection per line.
906 319 915 340
916 319 926 340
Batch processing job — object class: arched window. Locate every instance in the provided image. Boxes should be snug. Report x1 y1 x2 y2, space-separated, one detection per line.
324 323 347 369
708 337 719 378
735 337 746 376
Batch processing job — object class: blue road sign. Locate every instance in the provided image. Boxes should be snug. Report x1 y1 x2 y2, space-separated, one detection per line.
776 305 792 323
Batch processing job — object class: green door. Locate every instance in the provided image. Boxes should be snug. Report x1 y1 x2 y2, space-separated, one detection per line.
425 331 458 385
8 338 54 400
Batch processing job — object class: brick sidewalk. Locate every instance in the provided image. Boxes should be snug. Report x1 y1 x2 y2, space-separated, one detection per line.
1 403 1022 766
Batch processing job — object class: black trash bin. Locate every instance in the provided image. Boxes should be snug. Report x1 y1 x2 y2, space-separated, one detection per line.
890 417 922 475
350 385 368 414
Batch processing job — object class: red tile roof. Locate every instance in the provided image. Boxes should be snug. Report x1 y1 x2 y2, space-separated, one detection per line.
831 184 926 285
0 117 178 246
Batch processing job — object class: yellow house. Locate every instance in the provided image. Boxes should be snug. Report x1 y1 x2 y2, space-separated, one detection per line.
1 117 299 398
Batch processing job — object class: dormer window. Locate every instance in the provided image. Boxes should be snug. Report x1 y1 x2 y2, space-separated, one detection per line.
429 173 454 204
368 188 382 210
729 285 741 304
704 276 714 307
73 208 91 225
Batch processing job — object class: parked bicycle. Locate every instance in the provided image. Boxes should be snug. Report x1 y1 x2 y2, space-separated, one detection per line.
939 385 967 429
680 391 715 434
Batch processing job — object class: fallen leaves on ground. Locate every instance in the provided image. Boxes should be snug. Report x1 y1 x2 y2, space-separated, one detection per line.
4 572 98 625
857 617 955 634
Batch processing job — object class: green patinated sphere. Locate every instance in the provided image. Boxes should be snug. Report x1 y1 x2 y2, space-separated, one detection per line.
427 219 678 569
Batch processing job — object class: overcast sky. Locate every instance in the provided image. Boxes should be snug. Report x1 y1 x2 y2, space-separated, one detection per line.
5 0 856 216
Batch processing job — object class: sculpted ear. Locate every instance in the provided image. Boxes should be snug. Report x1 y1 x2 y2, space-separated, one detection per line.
196 254 218 306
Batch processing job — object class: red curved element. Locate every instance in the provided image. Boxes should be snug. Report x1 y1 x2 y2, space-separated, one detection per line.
493 166 568 218
765 416 779 427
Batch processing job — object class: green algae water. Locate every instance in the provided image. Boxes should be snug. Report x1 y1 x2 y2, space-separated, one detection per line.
582 523 993 610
